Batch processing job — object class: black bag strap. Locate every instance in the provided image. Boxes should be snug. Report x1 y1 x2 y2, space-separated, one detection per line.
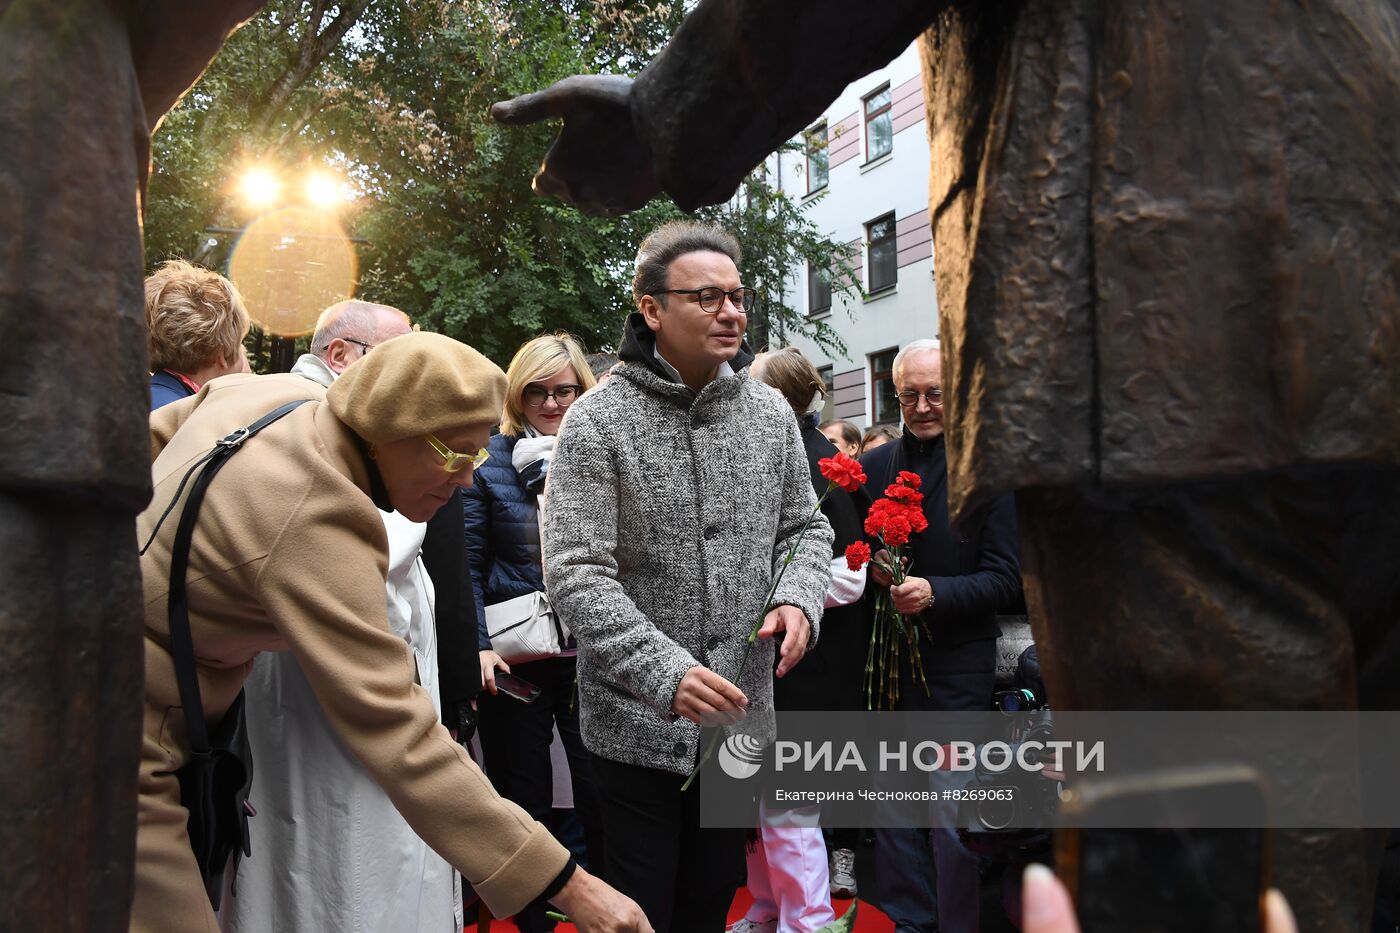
165 400 309 756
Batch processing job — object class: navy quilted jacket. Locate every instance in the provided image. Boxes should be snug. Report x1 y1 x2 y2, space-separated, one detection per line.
463 431 545 648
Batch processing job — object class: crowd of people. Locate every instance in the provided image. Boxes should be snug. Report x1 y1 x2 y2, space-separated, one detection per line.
134 221 1298 933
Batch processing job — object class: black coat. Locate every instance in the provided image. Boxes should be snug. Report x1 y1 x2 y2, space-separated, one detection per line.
420 490 482 723
773 422 869 712
858 429 1021 649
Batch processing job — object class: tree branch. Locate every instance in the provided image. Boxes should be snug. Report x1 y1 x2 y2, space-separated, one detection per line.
252 0 372 135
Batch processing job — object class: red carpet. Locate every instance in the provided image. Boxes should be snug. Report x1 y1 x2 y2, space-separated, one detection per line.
478 888 893 933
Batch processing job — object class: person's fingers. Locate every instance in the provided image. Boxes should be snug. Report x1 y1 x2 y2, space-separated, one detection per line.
776 618 808 677
1264 889 1298 933
497 658 512 674
756 607 782 640
701 669 749 709
1022 863 1079 933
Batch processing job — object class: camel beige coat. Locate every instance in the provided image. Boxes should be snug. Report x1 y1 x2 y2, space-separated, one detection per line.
133 373 568 933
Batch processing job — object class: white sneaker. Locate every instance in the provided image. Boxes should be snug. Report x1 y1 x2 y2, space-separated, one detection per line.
829 847 858 898
728 919 777 933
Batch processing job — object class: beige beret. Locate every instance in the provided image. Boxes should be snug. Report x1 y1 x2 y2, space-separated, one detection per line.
326 331 506 443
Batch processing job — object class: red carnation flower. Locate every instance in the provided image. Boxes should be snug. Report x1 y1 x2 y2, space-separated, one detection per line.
819 452 867 493
896 470 922 489
845 541 871 571
885 483 920 504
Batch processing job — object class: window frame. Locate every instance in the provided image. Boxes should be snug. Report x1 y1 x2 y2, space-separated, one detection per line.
869 347 900 426
807 261 832 318
863 83 893 163
817 364 835 422
866 212 898 294
804 122 829 195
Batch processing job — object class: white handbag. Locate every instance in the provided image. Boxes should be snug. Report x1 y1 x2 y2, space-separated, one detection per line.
484 591 572 663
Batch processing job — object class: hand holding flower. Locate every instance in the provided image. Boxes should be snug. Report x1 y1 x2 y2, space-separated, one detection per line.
672 665 748 726
890 576 934 615
757 604 811 677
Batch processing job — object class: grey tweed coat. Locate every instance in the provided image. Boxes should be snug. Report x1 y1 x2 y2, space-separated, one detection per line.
542 319 833 775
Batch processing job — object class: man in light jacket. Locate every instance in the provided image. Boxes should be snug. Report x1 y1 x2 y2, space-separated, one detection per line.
542 221 834 933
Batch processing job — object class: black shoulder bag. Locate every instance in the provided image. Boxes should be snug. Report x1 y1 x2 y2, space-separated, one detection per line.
144 399 308 908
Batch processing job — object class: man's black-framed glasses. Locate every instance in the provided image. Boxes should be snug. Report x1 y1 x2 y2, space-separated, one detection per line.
523 384 584 408
342 337 375 354
896 388 944 408
654 286 756 314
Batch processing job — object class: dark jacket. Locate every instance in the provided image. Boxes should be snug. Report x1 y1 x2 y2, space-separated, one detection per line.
774 421 869 712
859 428 1020 647
421 489 482 718
149 370 194 410
463 431 546 648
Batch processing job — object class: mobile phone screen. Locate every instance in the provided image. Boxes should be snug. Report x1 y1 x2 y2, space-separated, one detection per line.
1076 828 1262 933
494 672 541 704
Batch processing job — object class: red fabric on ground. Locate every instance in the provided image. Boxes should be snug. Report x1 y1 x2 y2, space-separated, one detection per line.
479 887 893 933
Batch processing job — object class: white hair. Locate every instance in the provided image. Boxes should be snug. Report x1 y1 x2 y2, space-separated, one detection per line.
310 300 408 357
892 338 941 384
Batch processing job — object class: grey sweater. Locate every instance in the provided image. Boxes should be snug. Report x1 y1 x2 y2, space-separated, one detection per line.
542 323 833 775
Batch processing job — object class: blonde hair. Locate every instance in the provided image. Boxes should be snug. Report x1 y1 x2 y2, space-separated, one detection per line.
501 333 597 436
750 346 826 415
144 260 251 374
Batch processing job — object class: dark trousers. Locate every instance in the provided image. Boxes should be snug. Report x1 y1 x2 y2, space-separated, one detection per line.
1018 469 1400 933
591 754 747 933
873 637 996 933
478 656 604 933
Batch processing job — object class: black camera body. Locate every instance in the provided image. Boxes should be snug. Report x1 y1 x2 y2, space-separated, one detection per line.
956 646 1058 859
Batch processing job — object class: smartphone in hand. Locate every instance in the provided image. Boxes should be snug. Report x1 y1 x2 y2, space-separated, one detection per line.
1057 766 1270 933
494 672 542 704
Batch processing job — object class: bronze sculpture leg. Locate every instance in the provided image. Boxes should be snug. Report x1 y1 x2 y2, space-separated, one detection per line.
0 493 143 929
1017 469 1400 932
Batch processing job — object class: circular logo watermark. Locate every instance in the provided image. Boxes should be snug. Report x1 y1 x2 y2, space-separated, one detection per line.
718 732 766 780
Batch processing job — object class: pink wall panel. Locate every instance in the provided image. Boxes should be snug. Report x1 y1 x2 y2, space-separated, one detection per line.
895 210 932 267
827 113 861 168
892 75 925 134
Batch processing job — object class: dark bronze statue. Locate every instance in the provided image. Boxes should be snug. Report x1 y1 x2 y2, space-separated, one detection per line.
495 1 1400 929
2 0 1396 927
0 1 263 928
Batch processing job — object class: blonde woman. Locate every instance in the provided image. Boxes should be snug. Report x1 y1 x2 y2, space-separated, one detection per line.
464 333 603 933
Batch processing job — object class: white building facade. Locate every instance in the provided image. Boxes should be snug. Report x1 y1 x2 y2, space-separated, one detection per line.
770 42 934 430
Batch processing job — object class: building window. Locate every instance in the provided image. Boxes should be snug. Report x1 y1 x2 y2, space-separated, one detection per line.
863 84 892 163
805 123 828 193
807 262 832 317
870 348 899 425
866 213 897 293
817 364 835 421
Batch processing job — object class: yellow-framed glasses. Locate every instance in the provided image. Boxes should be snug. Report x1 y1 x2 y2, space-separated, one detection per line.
425 433 490 473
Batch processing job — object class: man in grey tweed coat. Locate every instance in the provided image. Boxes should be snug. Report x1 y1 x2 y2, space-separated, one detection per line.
543 222 833 933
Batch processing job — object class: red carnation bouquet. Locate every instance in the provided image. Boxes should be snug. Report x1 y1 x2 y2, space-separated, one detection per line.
683 450 866 790
844 470 930 709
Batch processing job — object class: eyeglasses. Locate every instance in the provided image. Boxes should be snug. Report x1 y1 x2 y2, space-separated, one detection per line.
522 384 583 408
425 433 490 473
653 286 756 314
342 337 375 354
896 388 943 408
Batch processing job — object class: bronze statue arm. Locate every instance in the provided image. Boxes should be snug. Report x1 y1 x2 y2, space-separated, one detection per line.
130 0 268 132
493 0 938 214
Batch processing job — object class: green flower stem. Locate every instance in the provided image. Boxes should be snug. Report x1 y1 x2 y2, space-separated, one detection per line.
681 481 836 791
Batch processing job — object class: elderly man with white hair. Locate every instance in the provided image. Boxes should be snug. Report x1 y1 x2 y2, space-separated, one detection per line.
860 338 1022 933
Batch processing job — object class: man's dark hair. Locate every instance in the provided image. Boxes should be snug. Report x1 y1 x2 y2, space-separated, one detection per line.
632 221 742 305
584 351 618 380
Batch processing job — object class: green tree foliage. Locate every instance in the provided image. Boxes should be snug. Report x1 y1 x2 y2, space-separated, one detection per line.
145 0 855 367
